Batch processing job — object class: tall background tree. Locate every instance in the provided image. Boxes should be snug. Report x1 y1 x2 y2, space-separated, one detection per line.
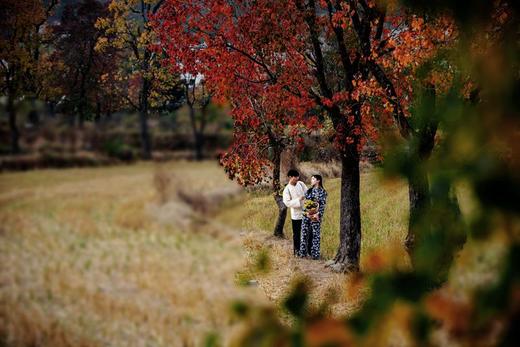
180 76 211 161
52 0 110 127
96 0 171 159
0 0 58 154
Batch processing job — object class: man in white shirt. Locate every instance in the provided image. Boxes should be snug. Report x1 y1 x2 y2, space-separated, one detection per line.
283 169 308 255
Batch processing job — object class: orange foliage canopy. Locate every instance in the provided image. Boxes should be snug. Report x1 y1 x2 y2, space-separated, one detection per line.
154 0 456 184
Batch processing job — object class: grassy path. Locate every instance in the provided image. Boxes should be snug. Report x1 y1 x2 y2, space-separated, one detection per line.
216 171 412 318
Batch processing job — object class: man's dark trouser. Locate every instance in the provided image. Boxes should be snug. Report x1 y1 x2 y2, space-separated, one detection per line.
292 219 302 255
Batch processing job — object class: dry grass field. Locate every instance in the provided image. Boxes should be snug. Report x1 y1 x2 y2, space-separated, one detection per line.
0 161 264 347
1 161 506 346
219 170 412 319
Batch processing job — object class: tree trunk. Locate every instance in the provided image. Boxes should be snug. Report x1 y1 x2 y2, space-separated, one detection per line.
94 101 101 124
47 101 56 118
7 94 20 155
197 102 210 161
406 84 438 263
272 145 287 238
139 109 152 160
78 107 86 128
188 103 204 161
139 77 152 160
28 98 39 127
68 108 76 127
194 133 204 160
406 168 430 261
273 195 288 238
78 72 87 129
330 149 361 273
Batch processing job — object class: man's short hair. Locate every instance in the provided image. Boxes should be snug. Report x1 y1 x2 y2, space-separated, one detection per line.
287 169 299 177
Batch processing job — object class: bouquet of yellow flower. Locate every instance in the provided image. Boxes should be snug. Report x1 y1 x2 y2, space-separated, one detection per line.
303 199 319 220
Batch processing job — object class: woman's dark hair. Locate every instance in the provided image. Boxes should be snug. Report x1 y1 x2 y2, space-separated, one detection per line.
312 174 324 190
287 169 299 177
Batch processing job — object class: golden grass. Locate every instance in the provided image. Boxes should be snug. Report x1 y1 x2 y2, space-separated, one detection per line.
218 170 410 263
0 160 506 346
213 170 410 319
0 161 261 347
218 168 507 329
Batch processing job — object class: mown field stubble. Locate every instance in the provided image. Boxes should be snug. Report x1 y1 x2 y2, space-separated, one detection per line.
1 161 504 346
0 161 263 347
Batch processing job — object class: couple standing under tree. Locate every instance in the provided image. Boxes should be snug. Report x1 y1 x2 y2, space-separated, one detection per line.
282 170 328 259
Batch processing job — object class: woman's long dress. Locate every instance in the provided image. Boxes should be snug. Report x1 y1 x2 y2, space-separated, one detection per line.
300 187 327 259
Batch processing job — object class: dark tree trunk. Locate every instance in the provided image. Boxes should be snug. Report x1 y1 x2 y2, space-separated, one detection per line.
7 94 20 155
78 78 87 128
139 77 152 160
198 103 209 160
301 0 361 271
188 104 204 161
194 133 204 161
188 100 207 161
272 145 287 238
78 72 88 129
28 98 39 127
139 106 152 160
79 40 97 129
78 107 86 128
331 149 361 272
273 195 288 238
28 110 40 127
95 101 101 124
47 101 56 118
406 168 430 260
67 108 76 127
408 120 465 277
405 84 438 262
136 47 153 160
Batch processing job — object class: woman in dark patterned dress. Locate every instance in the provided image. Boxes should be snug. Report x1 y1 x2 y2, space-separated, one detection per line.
300 174 327 259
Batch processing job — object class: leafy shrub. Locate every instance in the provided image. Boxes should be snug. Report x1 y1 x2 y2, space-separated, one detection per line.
102 137 136 162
